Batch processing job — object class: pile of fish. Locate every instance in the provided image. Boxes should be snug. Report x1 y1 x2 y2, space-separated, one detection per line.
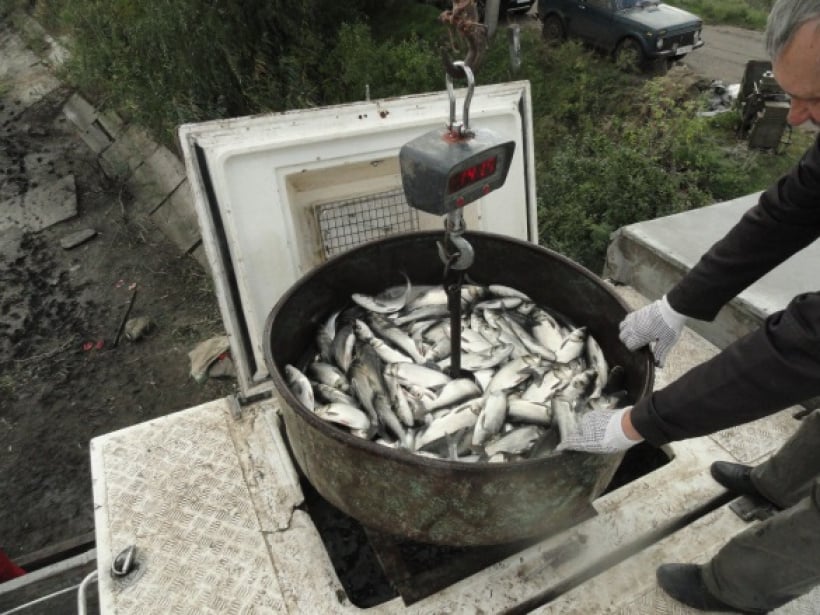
284 277 625 463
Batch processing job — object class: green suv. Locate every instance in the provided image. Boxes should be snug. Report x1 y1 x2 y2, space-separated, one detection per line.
537 0 704 69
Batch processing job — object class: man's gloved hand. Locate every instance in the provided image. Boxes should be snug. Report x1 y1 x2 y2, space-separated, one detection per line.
556 407 643 454
619 295 687 367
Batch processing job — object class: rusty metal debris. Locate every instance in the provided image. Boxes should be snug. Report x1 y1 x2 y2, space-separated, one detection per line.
439 0 488 80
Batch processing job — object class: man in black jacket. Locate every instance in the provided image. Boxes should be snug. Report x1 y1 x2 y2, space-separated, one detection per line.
558 0 820 612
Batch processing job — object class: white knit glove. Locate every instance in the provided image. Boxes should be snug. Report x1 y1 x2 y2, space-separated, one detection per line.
556 407 643 454
619 295 687 367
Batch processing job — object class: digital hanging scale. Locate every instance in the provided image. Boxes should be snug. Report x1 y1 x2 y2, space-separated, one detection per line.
399 63 516 215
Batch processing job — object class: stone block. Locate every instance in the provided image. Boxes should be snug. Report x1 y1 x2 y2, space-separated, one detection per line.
99 125 160 180
126 145 185 216
149 180 201 254
62 92 97 132
0 174 77 232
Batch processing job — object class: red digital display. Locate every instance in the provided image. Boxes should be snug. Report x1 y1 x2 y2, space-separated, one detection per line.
447 156 498 194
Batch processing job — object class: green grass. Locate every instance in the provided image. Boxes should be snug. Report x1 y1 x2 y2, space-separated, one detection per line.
669 0 773 29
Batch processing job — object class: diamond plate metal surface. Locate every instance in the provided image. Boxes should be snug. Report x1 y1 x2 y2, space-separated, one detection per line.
710 407 803 465
92 400 286 614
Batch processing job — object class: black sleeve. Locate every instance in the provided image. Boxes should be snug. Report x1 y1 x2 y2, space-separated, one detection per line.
667 135 820 321
631 292 820 445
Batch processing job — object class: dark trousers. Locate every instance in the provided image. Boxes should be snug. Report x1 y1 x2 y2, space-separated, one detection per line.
702 410 820 612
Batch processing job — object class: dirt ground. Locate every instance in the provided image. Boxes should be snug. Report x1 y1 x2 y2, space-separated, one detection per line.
0 86 235 560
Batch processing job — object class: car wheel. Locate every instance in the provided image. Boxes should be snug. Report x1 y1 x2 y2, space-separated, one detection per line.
542 15 565 45
615 38 644 72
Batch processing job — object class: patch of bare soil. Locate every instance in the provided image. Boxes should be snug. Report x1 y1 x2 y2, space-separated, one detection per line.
0 87 235 560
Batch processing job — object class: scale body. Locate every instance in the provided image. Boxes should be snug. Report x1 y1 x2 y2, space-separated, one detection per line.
399 127 515 215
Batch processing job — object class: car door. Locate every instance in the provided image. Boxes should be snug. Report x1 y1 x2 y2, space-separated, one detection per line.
567 0 616 50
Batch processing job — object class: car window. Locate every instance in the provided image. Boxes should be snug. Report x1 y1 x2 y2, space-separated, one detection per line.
615 0 637 8
587 0 611 8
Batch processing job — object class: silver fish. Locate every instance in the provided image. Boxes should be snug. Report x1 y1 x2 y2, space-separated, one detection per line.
521 369 566 403
531 308 564 353
476 297 523 311
314 403 371 432
367 336 414 364
368 313 425 363
473 368 495 392
351 273 411 314
508 397 553 426
385 362 452 389
309 361 350 392
408 285 487 309
488 284 532 301
461 284 489 306
472 391 508 447
461 328 494 353
385 375 416 428
421 321 450 344
331 323 356 373
415 399 482 451
555 327 587 364
424 335 452 362
349 360 380 426
373 392 410 447
486 355 541 394
585 392 623 412
351 343 392 402
501 313 556 361
484 425 546 457
585 334 609 399
393 304 450 326
557 369 596 403
316 310 339 363
285 364 315 410
457 343 514 372
551 397 579 444
494 318 531 358
423 378 482 412
406 287 448 309
516 301 536 316
314 382 359 407
353 318 376 342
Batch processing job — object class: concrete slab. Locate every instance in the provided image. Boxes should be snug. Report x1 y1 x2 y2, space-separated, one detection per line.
23 147 74 186
148 180 201 254
0 173 77 232
0 26 61 124
99 124 160 180
126 145 186 217
61 92 123 155
605 192 820 349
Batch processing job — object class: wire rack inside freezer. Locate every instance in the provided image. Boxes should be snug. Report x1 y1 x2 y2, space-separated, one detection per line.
315 188 420 259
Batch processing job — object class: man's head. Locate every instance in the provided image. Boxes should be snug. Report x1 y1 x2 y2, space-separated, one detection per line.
767 0 820 126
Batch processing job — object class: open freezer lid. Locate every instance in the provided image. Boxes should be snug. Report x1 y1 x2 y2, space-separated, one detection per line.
178 81 537 398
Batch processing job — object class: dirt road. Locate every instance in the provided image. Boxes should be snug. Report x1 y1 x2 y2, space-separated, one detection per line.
516 9 767 84
682 24 767 84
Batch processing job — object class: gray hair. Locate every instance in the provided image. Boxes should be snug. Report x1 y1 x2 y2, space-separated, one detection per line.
766 0 820 58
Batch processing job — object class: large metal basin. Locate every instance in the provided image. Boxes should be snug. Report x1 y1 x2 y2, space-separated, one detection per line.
264 231 653 546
